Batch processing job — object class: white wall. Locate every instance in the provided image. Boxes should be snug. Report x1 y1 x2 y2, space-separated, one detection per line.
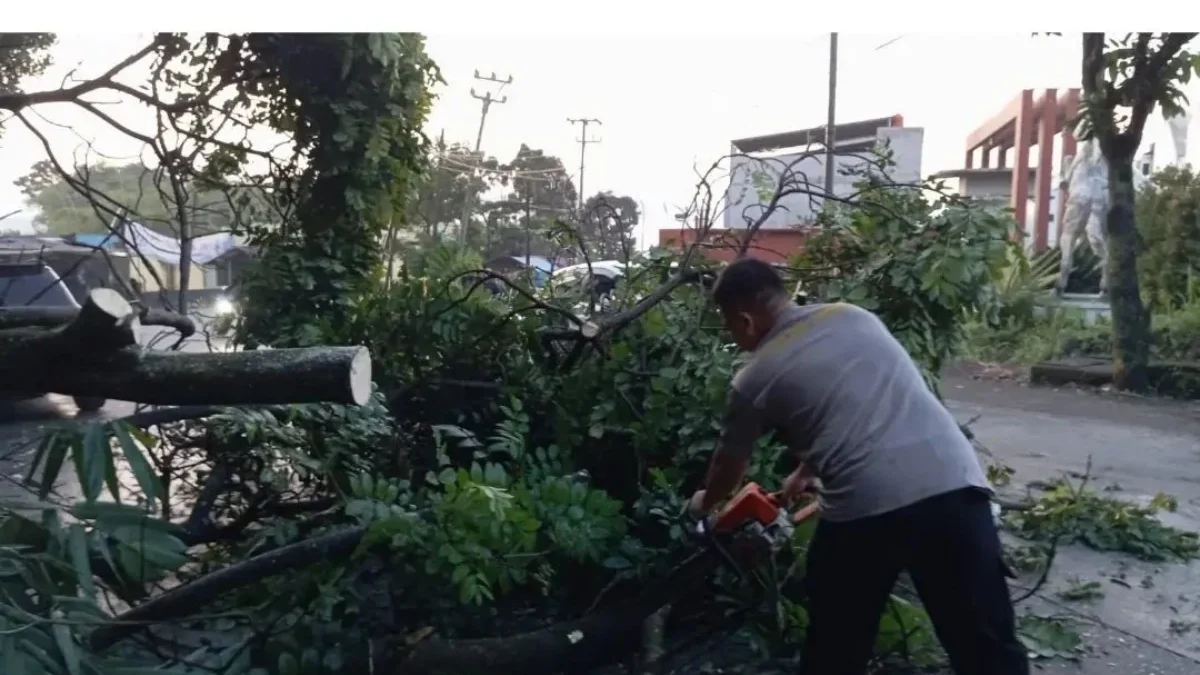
724 127 925 230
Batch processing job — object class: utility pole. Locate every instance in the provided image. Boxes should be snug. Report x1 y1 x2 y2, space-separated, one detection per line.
567 118 602 212
461 70 513 244
524 188 533 267
824 33 839 200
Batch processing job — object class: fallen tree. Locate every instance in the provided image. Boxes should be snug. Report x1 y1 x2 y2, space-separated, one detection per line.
0 303 197 338
0 288 372 405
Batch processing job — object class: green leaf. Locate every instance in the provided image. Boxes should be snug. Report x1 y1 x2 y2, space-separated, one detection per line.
37 432 71 500
51 622 81 675
66 524 95 600
111 423 161 510
75 424 109 503
72 502 177 533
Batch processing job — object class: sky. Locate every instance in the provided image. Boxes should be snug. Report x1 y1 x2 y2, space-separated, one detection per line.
2 32 1197 245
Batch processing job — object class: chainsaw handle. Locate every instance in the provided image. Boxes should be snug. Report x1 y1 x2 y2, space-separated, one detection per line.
770 490 821 524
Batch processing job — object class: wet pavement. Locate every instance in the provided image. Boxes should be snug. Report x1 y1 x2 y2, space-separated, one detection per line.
944 369 1200 673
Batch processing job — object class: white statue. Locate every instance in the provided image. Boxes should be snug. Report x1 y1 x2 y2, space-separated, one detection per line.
1056 136 1110 296
1166 110 1191 165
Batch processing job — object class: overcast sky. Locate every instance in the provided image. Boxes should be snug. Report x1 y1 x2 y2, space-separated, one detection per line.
2 33 1196 244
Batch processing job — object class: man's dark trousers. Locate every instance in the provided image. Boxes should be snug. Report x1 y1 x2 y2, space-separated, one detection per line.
800 487 1030 675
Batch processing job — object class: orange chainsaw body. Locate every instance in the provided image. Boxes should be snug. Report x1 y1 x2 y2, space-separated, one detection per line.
711 482 781 533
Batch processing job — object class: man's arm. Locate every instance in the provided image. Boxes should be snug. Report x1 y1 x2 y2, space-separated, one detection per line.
695 388 763 514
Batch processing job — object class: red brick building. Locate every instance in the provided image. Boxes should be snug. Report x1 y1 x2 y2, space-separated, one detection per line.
656 227 807 264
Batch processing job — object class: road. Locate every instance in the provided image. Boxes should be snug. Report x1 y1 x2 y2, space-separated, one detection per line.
944 368 1200 674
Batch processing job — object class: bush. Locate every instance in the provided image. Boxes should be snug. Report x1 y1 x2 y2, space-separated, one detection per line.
794 172 1013 393
1137 165 1200 313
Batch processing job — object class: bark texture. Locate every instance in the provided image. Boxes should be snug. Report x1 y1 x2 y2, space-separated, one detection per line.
1107 157 1152 391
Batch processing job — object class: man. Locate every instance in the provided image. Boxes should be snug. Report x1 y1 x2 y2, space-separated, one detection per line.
688 257 1028 675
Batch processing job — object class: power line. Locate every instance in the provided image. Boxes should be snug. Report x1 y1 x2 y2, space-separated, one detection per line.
567 117 602 212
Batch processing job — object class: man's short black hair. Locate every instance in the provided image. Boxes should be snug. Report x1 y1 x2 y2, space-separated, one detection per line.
711 257 788 312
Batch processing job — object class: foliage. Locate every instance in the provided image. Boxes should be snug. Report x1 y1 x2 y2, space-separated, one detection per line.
199 33 442 349
0 33 55 95
991 246 1060 328
479 144 579 260
1006 480 1200 562
962 298 1200 367
403 134 502 242
15 160 258 236
579 191 641 260
794 171 1014 393
1136 164 1200 312
1017 614 1083 661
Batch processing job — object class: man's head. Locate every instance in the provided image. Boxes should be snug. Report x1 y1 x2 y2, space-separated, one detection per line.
710 257 791 351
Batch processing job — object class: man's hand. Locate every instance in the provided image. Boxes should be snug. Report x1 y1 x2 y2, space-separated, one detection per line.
779 465 817 504
687 489 710 518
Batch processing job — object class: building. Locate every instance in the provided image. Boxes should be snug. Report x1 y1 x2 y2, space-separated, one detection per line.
659 115 923 262
932 89 1081 253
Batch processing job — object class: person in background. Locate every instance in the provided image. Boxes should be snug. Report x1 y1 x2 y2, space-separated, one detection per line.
688 257 1028 675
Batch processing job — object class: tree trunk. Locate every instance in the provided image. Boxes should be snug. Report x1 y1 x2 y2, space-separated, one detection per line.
0 288 372 406
0 305 196 338
1106 156 1152 391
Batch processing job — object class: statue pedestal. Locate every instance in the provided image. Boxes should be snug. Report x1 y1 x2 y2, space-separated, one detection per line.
1036 292 1111 325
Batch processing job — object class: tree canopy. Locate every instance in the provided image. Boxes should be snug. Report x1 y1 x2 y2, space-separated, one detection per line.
15 160 247 236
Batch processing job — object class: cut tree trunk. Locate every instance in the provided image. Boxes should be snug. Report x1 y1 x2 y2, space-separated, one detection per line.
1106 159 1152 391
0 305 197 338
0 288 372 406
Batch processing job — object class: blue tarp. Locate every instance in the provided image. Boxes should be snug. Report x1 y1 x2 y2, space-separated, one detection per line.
70 233 120 249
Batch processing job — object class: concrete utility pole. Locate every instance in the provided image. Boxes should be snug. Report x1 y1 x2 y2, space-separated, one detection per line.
824 33 839 200
461 70 513 244
567 118 602 212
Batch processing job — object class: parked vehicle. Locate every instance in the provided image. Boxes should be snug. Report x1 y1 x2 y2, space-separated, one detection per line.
0 264 107 412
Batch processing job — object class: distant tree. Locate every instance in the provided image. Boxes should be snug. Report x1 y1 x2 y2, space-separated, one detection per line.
15 160 255 236
504 144 577 215
0 33 55 95
0 33 55 140
580 191 640 260
478 145 578 260
404 135 502 243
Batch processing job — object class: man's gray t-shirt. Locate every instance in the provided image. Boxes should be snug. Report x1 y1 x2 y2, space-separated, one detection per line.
721 302 990 522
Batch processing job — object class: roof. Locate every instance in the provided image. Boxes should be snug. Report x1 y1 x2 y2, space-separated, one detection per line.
731 115 906 155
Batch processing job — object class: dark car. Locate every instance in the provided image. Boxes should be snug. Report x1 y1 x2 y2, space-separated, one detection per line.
0 264 107 412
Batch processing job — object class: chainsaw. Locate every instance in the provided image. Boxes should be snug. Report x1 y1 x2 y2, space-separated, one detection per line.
687 482 821 578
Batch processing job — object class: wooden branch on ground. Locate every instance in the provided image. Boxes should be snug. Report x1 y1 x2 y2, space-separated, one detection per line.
387 552 717 675
89 525 369 651
91 511 718 675
0 288 371 406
